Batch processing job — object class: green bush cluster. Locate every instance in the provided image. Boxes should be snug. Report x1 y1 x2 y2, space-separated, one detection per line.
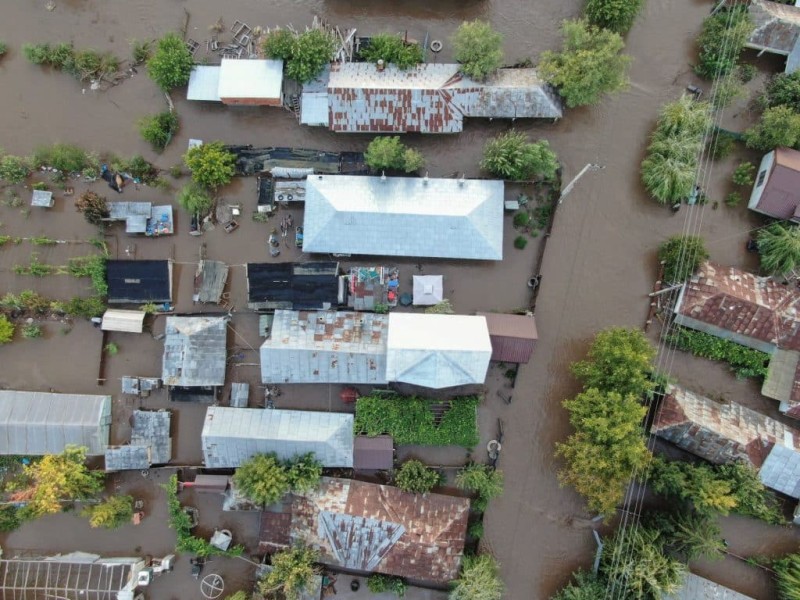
22 42 120 81
745 105 800 152
367 574 407 597
455 463 504 511
641 96 711 204
774 553 800 600
139 111 179 152
394 460 441 494
355 395 480 448
32 143 94 173
82 495 133 529
67 255 107 296
514 235 528 250
657 235 709 283
585 0 644 34
732 161 755 186
667 327 769 379
364 136 424 173
184 142 236 190
481 131 559 181
233 452 323 506
708 130 738 160
694 7 753 80
0 154 31 184
0 315 14 343
147 33 194 91
452 20 504 80
263 28 335 83
21 323 42 339
757 222 800 276
360 34 423 69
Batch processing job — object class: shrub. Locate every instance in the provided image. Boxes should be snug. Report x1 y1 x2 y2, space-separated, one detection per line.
725 191 741 207
139 111 179 151
285 29 336 84
0 315 14 343
424 299 455 314
0 41 7 58
657 235 709 283
450 554 504 600
21 324 42 339
355 395 479 447
738 63 757 83
694 7 754 80
745 105 800 152
585 0 644 34
147 32 194 91
760 71 800 110
774 553 800 600
0 505 22 532
667 327 769 379
130 39 152 65
360 34 423 69
23 43 50 65
513 211 530 228
539 19 631 108
64 296 106 318
468 521 484 540
552 571 607 600
177 182 214 214
83 495 133 529
452 20 504 80
285 452 322 494
732 161 755 186
514 235 528 249
367 574 406 597
262 29 295 60
757 222 800 277
711 73 746 109
455 463 504 508
481 131 559 181
0 155 30 184
33 143 89 173
364 136 425 173
104 342 119 355
75 191 110 226
395 460 441 494
708 130 737 160
67 255 108 295
184 141 236 190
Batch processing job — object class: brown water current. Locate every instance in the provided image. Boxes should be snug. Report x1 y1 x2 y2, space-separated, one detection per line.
1 0 800 598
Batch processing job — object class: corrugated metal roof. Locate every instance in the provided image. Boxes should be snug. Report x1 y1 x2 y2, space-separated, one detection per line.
353 435 394 470
663 573 755 600
130 410 171 464
101 309 145 333
260 310 389 384
300 92 330 126
412 275 443 305
218 59 283 100
195 260 229 304
386 313 492 388
760 444 800 498
201 407 354 467
230 383 250 408
0 391 111 455
763 348 800 403
162 316 228 387
303 175 504 260
107 260 172 304
748 0 800 56
104 445 150 471
187 65 222 101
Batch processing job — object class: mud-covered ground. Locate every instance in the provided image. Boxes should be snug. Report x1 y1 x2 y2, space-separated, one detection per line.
1 0 799 598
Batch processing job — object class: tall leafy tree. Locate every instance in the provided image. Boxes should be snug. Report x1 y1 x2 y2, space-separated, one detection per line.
83 495 134 529
694 7 753 80
757 223 800 277
233 453 290 506
259 545 320 600
539 19 631 108
760 71 800 110
452 20 504 80
287 30 335 83
745 105 800 152
455 464 504 509
449 554 504 600
585 0 644 34
147 32 194 91
657 235 709 283
177 182 214 215
285 453 322 494
184 141 236 190
364 136 425 173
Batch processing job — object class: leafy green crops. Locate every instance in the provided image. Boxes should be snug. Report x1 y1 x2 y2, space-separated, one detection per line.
667 327 769 379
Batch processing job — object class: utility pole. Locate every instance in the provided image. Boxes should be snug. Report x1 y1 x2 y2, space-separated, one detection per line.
557 163 605 204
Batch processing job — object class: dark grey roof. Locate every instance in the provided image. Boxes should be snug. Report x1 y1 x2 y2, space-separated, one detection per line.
246 262 339 311
162 316 228 387
107 260 172 304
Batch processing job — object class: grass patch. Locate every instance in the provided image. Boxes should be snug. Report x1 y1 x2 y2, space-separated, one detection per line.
667 327 769 379
21 323 42 339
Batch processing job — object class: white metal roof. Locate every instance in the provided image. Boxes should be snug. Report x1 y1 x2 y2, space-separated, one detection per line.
0 391 112 455
218 58 284 100
412 275 444 305
300 91 329 126
101 309 145 333
162 316 228 387
386 313 492 388
187 66 222 101
201 407 354 468
303 175 504 260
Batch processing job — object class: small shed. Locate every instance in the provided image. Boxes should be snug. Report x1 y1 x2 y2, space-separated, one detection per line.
191 474 229 493
478 312 538 364
218 58 284 106
759 444 800 499
104 409 172 471
31 190 53 208
230 383 249 408
412 275 444 306
101 309 146 333
194 260 229 304
107 260 173 305
187 65 222 101
353 435 394 471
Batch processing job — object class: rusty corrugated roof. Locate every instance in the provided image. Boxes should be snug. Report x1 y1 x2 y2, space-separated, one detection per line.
748 0 800 55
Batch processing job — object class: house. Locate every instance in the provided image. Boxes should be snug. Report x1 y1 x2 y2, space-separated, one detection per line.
105 409 172 471
746 0 800 74
663 573 755 600
162 316 228 398
258 477 469 583
386 313 492 389
260 310 389 384
105 202 173 236
201 407 354 468
412 275 443 306
246 262 339 311
106 260 173 305
673 261 800 354
0 391 111 455
748 147 800 220
187 59 284 105
101 309 146 333
477 312 538 364
651 385 800 468
353 435 394 471
302 175 504 260
302 62 563 133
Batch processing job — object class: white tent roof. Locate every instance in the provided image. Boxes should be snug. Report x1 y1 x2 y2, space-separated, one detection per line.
302 175 504 260
386 313 491 388
412 275 444 305
187 66 222 101
101 309 145 333
218 58 284 100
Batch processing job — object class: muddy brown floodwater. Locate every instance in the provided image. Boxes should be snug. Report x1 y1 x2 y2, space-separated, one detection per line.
1 0 800 598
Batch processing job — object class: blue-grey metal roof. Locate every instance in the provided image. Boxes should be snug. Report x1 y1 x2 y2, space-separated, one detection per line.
187 65 222 101
104 446 150 471
30 190 53 207
201 407 354 468
230 383 249 408
162 316 228 387
303 175 504 260
663 573 754 600
104 410 171 470
0 391 111 455
759 443 800 499
260 310 389 384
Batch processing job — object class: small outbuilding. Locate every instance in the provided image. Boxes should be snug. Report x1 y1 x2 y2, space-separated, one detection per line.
107 260 173 305
31 190 54 208
412 275 444 306
353 435 394 471
749 147 800 221
188 59 284 105
186 65 222 101
105 410 172 471
101 309 146 333
246 261 339 311
478 312 538 364
162 316 228 395
746 0 800 74
194 260 229 304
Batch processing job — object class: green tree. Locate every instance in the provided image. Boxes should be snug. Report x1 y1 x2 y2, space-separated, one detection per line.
711 72 746 109
657 235 709 283
745 105 800 152
262 29 295 60
233 453 290 506
648 458 738 517
571 327 656 397
177 182 214 215
551 570 606 600
455 464 504 511
539 19 631 108
450 554 504 600
364 136 425 173
361 34 423 69
285 452 322 494
139 111 179 152
694 7 754 80
286 29 335 84
147 32 194 91
761 71 800 110
732 161 755 186
774 553 800 600
259 545 320 600
452 20 504 80
184 141 236 190
16 446 104 519
601 526 686 599
0 315 14 343
83 495 133 529
0 505 22 532
0 154 30 184
481 131 559 181
557 388 649 515
758 223 800 277
585 0 644 34
665 511 726 561
75 190 110 226
395 460 442 494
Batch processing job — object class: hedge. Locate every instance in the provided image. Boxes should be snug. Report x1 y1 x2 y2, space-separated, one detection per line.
355 395 479 448
667 327 769 379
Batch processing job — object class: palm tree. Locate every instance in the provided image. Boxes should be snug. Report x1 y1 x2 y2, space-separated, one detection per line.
774 553 800 600
757 223 800 277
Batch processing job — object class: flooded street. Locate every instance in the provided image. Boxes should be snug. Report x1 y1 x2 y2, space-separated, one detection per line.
1 0 799 598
